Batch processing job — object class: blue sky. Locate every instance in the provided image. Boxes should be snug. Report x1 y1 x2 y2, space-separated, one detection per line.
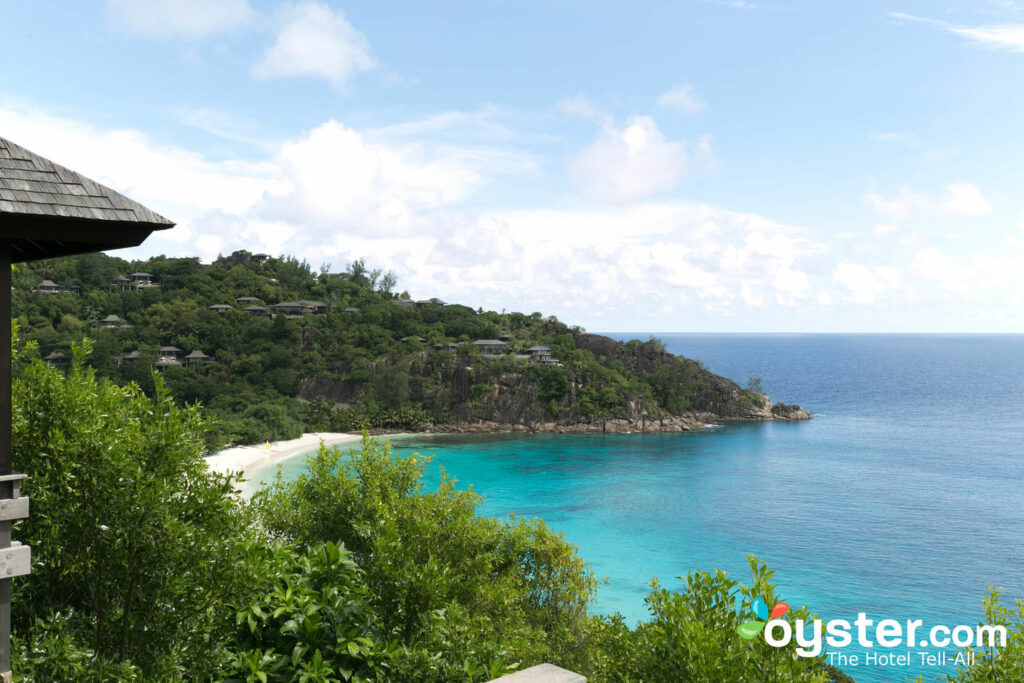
3 0 1024 332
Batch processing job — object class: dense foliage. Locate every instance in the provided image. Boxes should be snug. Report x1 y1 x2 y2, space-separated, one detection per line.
11 337 266 680
13 251 746 448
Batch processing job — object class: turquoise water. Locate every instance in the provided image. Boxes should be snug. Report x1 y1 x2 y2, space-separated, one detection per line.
250 335 1024 682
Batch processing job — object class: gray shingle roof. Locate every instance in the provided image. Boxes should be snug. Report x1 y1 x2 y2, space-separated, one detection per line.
0 137 173 226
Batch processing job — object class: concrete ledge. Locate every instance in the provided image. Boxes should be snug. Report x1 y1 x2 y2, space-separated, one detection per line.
488 663 586 683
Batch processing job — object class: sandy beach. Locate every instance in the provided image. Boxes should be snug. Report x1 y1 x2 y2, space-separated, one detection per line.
204 432 362 486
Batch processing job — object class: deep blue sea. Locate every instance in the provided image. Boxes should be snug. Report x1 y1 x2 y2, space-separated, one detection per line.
251 335 1024 682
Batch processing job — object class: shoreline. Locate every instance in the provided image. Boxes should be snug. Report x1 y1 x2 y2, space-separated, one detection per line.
204 432 362 487
368 408 811 437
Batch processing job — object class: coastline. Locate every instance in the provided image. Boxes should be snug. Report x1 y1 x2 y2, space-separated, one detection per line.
204 432 362 487
370 405 812 437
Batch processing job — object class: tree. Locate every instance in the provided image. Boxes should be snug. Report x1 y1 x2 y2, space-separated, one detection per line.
250 436 598 681
12 341 264 679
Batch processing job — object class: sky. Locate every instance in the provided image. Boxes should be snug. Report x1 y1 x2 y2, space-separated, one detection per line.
3 1 1024 332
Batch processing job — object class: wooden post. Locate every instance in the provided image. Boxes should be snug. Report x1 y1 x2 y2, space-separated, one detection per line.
0 242 11 682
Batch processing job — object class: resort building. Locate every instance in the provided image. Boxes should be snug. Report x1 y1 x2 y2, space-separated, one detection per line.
527 346 558 365
251 253 270 265
401 335 426 343
183 350 212 367
394 298 415 309
35 279 64 294
415 298 446 308
96 314 127 329
153 358 180 372
208 304 233 314
473 339 508 356
242 305 269 316
42 351 70 368
274 300 328 316
111 274 132 291
236 296 261 304
342 306 361 314
130 272 155 286
159 346 182 360
116 350 140 366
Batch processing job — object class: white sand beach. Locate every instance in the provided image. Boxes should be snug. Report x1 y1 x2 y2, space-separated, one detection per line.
204 432 362 485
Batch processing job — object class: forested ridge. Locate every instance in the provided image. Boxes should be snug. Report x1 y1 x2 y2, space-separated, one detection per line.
13 250 799 448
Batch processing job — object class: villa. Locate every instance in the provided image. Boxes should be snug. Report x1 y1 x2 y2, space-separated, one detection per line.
153 357 180 372
275 300 328 316
116 350 140 366
96 314 127 329
527 345 558 365
473 339 508 356
159 346 182 360
183 350 212 367
130 272 155 286
242 305 269 316
42 351 70 368
209 304 234 314
35 279 64 294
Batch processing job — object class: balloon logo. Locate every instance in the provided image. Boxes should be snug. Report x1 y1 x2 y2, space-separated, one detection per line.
737 597 789 639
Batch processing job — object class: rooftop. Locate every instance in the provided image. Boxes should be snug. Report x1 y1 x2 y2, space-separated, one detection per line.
0 136 174 262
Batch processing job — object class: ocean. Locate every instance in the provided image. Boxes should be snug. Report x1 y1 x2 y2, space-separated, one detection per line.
251 334 1024 682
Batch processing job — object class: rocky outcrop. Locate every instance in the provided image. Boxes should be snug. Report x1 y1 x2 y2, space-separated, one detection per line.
413 414 706 435
770 402 812 420
306 331 812 434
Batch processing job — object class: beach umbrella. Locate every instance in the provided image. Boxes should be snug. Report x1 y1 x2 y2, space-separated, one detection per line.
0 135 174 679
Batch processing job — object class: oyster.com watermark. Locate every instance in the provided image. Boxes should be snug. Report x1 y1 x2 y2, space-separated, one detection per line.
737 597 1007 669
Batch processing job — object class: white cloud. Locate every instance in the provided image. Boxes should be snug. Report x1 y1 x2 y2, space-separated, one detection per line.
910 248 974 292
24 99 1024 330
889 12 1024 53
569 116 701 202
658 84 707 114
107 0 253 39
832 263 902 304
254 2 375 89
865 182 992 220
0 101 283 229
256 119 527 240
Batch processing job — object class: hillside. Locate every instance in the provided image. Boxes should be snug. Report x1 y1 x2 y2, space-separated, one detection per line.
12 250 809 448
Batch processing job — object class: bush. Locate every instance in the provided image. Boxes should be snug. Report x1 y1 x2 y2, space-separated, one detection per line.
580 557 829 682
250 435 597 681
219 542 382 683
12 342 263 678
945 587 1024 682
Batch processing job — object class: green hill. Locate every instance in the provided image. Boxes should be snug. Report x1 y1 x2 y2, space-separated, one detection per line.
12 250 808 448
